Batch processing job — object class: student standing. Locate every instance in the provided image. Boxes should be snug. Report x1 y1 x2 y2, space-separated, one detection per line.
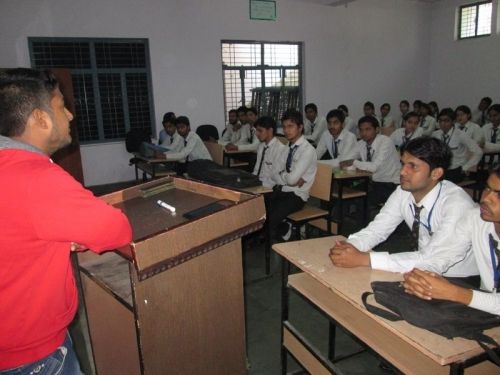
330 137 477 277
390 112 423 149
303 103 327 145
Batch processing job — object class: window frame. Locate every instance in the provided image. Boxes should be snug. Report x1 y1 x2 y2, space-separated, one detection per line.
28 37 156 145
457 1 493 40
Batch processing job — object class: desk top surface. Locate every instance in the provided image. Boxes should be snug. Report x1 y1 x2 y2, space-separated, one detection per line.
273 236 500 366
333 169 372 179
133 152 170 164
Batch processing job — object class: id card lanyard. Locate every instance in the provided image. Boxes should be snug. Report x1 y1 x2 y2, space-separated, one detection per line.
488 233 500 293
409 182 443 236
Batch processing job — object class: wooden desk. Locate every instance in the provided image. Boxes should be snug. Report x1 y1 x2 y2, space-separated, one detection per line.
223 148 256 168
273 236 500 375
239 184 273 195
132 153 176 181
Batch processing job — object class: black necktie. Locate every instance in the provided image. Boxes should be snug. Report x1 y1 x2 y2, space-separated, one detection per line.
482 111 486 126
366 144 372 162
443 134 450 145
311 122 315 132
286 145 297 173
257 146 268 176
402 136 409 147
411 204 423 251
381 118 385 127
332 139 339 159
491 128 498 143
170 136 174 143
488 234 500 290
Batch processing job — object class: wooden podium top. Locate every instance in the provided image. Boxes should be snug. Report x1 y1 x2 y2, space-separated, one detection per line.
273 236 500 367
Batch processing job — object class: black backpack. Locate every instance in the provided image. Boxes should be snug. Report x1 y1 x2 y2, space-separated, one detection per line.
362 281 500 365
187 159 261 189
125 129 151 153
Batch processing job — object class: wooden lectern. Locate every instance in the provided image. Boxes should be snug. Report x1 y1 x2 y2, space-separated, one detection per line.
77 177 265 375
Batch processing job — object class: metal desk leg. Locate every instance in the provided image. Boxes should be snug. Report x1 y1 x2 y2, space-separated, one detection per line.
362 177 369 224
328 321 336 360
281 257 291 375
449 362 464 375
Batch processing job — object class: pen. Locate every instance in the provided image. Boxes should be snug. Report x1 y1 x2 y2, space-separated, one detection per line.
157 199 176 213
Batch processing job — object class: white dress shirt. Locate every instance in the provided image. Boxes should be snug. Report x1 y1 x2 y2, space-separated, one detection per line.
272 135 317 201
304 116 327 144
397 115 408 128
348 181 478 276
390 127 424 149
219 123 252 146
344 116 357 136
316 128 358 168
237 127 259 151
253 137 287 188
432 126 483 171
456 121 484 145
353 134 400 184
165 131 212 162
379 115 394 128
159 131 184 152
420 115 437 136
482 123 500 152
472 109 489 126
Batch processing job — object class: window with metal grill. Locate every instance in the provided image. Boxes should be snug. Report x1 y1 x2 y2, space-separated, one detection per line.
221 41 302 123
29 38 155 143
458 1 492 39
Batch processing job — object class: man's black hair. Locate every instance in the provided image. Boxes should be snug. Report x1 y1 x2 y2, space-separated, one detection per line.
455 105 471 117
254 116 276 134
175 115 190 127
482 97 493 107
304 103 318 113
246 107 258 115
326 109 345 123
401 137 451 175
438 107 456 121
282 108 303 126
403 111 419 122
337 104 349 113
162 112 176 124
237 106 247 113
358 115 379 128
381 103 391 110
363 101 375 110
488 104 500 115
400 100 410 107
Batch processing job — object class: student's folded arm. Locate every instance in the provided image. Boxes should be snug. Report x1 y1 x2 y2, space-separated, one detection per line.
353 140 391 173
282 147 316 186
462 134 483 172
469 291 500 316
29 167 132 253
483 141 500 153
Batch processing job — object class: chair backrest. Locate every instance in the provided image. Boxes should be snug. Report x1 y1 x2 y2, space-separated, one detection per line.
203 141 224 166
309 162 333 201
197 124 219 141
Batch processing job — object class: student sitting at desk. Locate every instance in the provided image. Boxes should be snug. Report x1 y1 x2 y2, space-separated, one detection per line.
482 104 500 152
315 109 357 167
252 116 286 187
337 104 357 136
158 112 183 152
455 105 483 145
432 108 482 184
379 103 395 128
340 116 400 207
390 111 423 150
397 100 410 128
404 166 500 315
219 109 252 147
330 137 478 277
266 109 317 241
225 107 259 152
304 103 327 145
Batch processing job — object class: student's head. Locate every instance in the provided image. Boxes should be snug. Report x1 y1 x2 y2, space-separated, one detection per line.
0 68 74 155
455 105 471 126
380 103 391 117
175 116 191 138
326 109 345 138
479 97 493 111
438 108 456 133
237 106 248 124
162 112 176 135
337 104 349 116
403 112 420 134
428 101 439 117
399 100 410 114
228 109 238 125
304 103 318 122
488 104 500 127
413 100 422 114
480 165 500 224
357 115 379 144
420 103 431 117
281 109 304 143
363 101 375 116
400 137 451 195
246 107 258 126
254 116 276 143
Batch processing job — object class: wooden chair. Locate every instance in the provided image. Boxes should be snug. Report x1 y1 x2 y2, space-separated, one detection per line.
203 141 224 166
286 162 334 239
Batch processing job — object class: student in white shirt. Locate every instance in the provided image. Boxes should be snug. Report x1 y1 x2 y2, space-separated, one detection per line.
303 103 327 145
390 111 423 150
419 103 437 136
397 100 410 128
237 106 248 127
219 109 252 147
266 109 317 240
404 167 500 315
413 100 423 116
316 109 357 167
379 103 395 128
341 116 400 207
362 101 380 124
432 108 482 184
472 97 493 126
429 101 439 119
252 116 286 188
482 104 500 152
455 105 483 145
226 107 259 152
337 104 357 136
158 112 183 152
330 137 477 277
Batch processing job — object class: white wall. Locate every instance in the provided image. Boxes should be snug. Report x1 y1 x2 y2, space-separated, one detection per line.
0 0 432 186
428 0 500 109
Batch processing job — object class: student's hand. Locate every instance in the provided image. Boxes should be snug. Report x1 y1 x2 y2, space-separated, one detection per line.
402 269 472 304
329 240 370 268
70 242 87 252
340 160 354 168
225 143 238 151
291 178 306 188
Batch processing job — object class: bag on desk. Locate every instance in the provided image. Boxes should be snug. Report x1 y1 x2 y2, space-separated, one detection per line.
362 281 500 365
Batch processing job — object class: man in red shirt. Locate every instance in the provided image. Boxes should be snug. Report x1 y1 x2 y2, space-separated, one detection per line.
0 69 132 374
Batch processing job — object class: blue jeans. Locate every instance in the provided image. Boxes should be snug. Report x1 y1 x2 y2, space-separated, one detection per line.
1 333 83 375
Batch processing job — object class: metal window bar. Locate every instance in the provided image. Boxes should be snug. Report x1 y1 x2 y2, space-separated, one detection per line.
459 1 492 39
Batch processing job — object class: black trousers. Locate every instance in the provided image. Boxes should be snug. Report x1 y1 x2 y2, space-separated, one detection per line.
369 181 398 207
265 190 305 238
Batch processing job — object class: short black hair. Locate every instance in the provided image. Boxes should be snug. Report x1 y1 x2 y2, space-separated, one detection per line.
337 104 349 114
254 116 276 134
363 101 375 110
162 112 176 124
482 97 493 106
488 104 500 115
438 107 456 121
403 111 419 122
420 103 431 113
400 100 410 107
401 137 451 175
304 103 318 113
229 109 238 115
326 109 345 123
413 100 422 106
175 116 190 127
381 103 391 110
237 106 247 114
282 108 303 126
246 107 258 115
0 68 59 137
358 115 379 128
455 105 471 117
